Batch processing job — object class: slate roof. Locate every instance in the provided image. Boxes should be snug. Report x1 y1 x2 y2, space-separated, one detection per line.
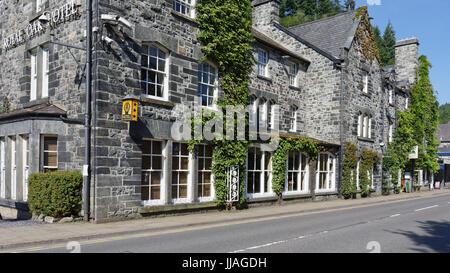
0 103 67 121
287 10 359 60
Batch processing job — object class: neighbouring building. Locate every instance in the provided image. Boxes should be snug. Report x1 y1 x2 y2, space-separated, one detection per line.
436 122 450 186
0 0 417 222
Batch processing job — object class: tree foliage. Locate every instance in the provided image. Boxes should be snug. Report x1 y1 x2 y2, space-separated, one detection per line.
280 0 356 27
438 103 450 124
340 142 358 199
373 22 396 66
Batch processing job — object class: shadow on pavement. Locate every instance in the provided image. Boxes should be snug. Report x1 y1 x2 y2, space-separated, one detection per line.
392 220 450 253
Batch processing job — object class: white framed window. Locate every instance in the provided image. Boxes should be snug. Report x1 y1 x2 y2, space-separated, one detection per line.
173 0 195 18
358 114 372 139
248 95 258 128
405 97 409 109
267 100 276 130
198 62 218 108
141 44 169 100
247 147 272 197
41 135 57 173
388 88 393 105
257 48 269 77
197 144 213 202
285 151 308 194
287 61 299 87
362 71 369 93
30 46 49 101
10 136 16 200
0 138 5 199
356 160 360 190
172 142 189 203
259 98 267 129
141 140 163 203
316 153 335 192
389 123 394 143
289 106 298 132
22 135 30 202
36 0 43 13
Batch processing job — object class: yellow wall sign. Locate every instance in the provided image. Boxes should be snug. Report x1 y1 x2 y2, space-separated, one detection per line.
122 99 138 121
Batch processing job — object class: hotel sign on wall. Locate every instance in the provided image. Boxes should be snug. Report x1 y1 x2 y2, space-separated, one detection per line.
2 0 80 51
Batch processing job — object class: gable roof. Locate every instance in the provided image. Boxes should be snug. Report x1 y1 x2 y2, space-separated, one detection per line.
287 10 359 60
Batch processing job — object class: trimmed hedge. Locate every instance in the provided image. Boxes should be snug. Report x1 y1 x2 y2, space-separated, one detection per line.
28 171 83 218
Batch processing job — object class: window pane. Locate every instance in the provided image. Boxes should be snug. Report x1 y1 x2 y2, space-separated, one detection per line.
44 137 57 151
153 141 162 154
151 172 161 185
151 186 160 200
153 156 162 169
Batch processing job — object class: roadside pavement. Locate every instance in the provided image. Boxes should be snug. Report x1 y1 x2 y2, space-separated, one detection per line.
1 189 450 251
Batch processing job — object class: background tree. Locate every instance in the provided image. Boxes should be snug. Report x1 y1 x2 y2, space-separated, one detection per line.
381 21 396 65
344 0 355 10
438 102 450 124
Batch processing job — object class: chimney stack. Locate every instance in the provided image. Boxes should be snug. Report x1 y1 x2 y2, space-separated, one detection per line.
395 38 419 85
252 0 280 29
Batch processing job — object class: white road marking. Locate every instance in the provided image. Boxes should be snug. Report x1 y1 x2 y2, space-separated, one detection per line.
390 214 401 218
415 205 439 212
229 236 307 253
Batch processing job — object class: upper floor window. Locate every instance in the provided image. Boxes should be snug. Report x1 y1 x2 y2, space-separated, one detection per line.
362 71 369 94
405 97 409 109
36 0 43 13
267 100 276 130
30 46 49 101
388 123 394 143
289 106 298 132
287 61 299 87
249 95 258 128
141 44 168 99
358 113 372 139
257 48 269 77
173 0 195 18
198 62 217 108
388 88 393 105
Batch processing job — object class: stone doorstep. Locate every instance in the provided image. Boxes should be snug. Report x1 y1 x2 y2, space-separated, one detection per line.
1 190 450 251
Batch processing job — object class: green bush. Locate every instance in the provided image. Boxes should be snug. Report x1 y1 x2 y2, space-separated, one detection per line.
28 171 83 218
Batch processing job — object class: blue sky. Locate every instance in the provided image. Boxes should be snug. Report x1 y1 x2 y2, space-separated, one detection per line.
355 0 450 105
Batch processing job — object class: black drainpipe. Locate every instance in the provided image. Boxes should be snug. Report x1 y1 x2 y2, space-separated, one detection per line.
336 60 346 199
83 0 92 222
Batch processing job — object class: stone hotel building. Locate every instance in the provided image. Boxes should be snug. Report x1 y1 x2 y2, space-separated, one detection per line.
0 0 418 222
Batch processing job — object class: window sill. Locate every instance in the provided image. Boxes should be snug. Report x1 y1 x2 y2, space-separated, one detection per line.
23 97 49 109
257 75 273 83
289 85 301 91
358 137 375 143
171 10 199 25
139 95 174 107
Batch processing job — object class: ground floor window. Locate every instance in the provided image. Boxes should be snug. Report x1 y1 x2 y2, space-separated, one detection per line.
247 147 271 196
197 144 213 200
42 136 58 173
141 140 163 202
286 151 308 193
172 142 189 202
317 153 335 191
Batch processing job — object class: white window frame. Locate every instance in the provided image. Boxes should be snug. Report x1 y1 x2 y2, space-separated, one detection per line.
249 96 258 128
287 61 299 87
289 106 298 132
389 123 394 143
388 88 393 105
41 135 58 172
171 142 190 204
10 136 16 200
257 48 269 77
356 160 360 190
22 135 30 202
267 100 276 130
0 138 5 199
198 62 218 109
173 0 196 18
316 153 336 193
36 0 43 13
284 151 309 195
405 97 409 109
246 146 273 198
197 144 214 202
30 46 49 101
140 44 169 101
141 140 165 206
362 71 369 93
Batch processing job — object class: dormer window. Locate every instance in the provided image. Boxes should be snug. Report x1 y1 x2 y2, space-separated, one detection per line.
257 48 269 77
173 0 195 18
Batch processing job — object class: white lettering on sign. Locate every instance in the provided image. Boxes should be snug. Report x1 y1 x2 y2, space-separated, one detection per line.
2 0 79 51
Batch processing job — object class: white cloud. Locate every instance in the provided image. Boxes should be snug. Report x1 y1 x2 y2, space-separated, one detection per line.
367 0 382 5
